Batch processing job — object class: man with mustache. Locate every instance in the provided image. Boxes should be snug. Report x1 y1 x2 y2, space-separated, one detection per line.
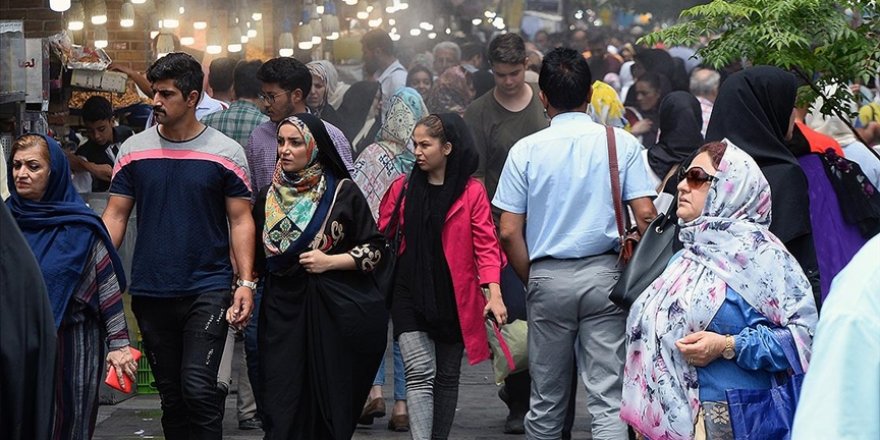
102 53 255 440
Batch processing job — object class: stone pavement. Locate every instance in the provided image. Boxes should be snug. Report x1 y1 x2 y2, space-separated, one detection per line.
93 345 595 439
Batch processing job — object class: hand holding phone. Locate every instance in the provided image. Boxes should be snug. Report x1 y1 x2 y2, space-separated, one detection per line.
105 347 141 393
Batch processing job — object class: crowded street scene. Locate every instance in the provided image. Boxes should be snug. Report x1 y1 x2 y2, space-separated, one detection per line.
1 0 879 439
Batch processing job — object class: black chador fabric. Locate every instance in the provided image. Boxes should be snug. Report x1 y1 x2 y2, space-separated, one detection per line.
254 113 388 440
648 91 705 179
0 202 56 440
705 66 812 245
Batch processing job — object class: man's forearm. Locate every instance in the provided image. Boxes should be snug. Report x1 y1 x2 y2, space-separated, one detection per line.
229 220 255 280
83 162 113 183
500 235 531 285
103 215 127 249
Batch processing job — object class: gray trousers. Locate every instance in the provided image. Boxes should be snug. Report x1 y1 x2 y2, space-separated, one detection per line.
399 331 464 440
524 255 628 440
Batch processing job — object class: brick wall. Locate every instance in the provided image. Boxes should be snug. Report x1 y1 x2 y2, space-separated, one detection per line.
1 0 153 72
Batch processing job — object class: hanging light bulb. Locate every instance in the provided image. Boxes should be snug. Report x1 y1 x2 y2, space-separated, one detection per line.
156 32 175 58
178 0 185 14
279 31 294 56
297 9 314 50
94 26 109 48
310 5 322 46
343 0 357 5
90 0 108 25
120 1 135 27
226 15 242 52
247 22 258 38
131 0 146 4
206 22 223 54
180 35 195 46
252 12 262 21
194 20 208 29
68 1 85 30
50 0 71 12
356 2 368 20
323 10 340 41
162 0 179 28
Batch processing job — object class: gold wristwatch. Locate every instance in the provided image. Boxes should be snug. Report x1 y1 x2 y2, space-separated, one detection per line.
721 335 736 360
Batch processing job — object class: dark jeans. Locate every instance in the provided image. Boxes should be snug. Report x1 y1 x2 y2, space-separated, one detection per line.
243 283 262 417
132 291 231 440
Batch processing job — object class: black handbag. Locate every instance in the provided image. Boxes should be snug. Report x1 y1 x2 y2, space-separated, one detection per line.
609 196 678 309
374 181 407 308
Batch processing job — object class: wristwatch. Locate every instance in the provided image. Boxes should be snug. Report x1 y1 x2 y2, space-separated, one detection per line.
236 279 257 291
721 335 736 360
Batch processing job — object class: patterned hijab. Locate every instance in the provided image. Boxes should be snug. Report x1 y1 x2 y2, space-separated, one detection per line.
263 116 330 259
621 141 818 440
377 87 430 167
425 65 474 117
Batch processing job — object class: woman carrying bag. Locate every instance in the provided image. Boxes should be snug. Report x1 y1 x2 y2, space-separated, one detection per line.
377 113 507 440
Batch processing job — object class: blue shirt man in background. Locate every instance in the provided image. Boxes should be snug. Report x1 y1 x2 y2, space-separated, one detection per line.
493 47 656 440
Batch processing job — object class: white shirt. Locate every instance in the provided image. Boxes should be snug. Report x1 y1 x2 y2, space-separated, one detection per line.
376 60 407 116
791 236 880 440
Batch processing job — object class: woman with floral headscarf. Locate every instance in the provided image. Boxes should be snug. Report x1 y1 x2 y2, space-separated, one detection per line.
621 141 819 440
252 113 388 439
353 87 430 217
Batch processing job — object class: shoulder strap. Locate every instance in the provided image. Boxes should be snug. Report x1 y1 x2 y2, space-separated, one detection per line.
606 126 626 243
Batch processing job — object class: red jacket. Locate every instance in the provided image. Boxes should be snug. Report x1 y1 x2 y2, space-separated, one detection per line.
378 176 504 365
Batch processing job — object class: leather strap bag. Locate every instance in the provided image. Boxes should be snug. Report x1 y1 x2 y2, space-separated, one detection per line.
606 126 640 264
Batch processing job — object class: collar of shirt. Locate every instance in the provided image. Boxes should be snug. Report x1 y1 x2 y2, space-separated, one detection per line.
198 92 228 112
549 111 593 126
377 60 406 83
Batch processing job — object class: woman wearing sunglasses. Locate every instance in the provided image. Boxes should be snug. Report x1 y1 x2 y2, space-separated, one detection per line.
621 140 819 440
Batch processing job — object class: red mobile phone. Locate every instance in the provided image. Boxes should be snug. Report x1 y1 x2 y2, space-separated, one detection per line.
104 347 142 393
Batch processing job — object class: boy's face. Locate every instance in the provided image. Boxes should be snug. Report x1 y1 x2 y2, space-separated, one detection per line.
84 118 114 146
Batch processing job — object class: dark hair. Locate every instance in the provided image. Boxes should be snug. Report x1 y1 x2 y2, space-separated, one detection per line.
415 115 448 144
11 134 50 163
233 60 263 99
257 57 312 97
362 29 394 56
637 72 672 102
488 33 526 65
461 42 485 63
407 65 433 86
146 52 204 98
81 96 114 123
208 57 237 93
538 47 593 111
698 141 728 168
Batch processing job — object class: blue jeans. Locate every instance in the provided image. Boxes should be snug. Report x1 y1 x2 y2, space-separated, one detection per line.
243 283 262 416
373 338 407 401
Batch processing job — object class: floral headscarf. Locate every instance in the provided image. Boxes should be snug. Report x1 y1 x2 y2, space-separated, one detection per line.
621 141 818 440
352 87 428 218
425 65 474 117
263 116 327 257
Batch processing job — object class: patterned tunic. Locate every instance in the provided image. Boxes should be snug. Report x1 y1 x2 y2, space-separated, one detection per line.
52 239 130 440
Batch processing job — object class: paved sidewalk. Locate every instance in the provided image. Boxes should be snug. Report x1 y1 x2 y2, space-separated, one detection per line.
94 348 595 439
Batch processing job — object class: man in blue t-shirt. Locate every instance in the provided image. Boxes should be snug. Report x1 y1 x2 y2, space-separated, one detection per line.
102 53 255 439
493 48 657 440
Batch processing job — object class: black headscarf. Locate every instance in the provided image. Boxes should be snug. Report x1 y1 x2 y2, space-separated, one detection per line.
336 80 381 142
295 112 353 181
403 113 480 321
705 66 811 243
648 91 705 179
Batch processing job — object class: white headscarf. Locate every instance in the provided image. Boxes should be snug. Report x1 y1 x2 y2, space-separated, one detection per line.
621 141 818 440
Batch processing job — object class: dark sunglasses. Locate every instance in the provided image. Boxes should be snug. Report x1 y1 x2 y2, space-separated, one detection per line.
678 166 718 188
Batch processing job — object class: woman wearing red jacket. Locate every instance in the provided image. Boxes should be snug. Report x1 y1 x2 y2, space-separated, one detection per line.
378 113 507 440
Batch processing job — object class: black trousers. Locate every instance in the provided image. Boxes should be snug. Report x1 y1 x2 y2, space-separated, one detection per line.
132 291 231 440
